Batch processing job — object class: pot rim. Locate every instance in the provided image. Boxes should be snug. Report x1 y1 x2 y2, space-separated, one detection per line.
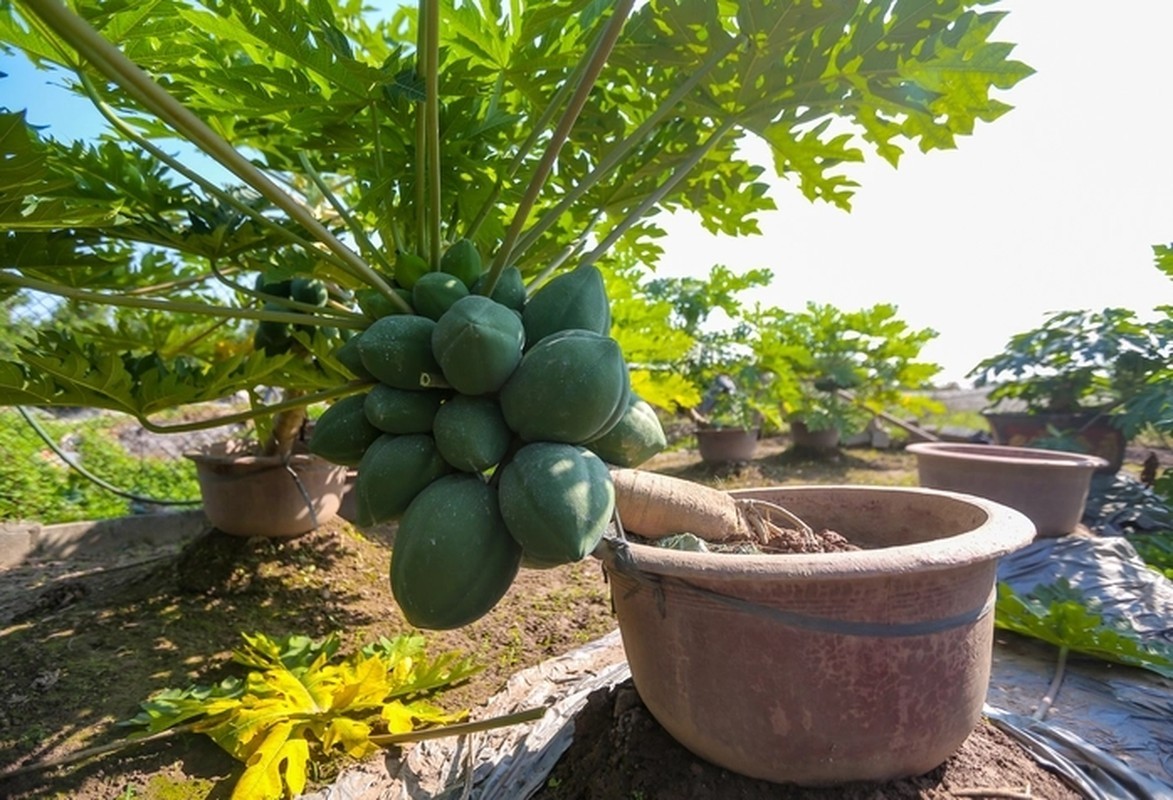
598 484 1035 582
907 441 1108 470
182 440 328 467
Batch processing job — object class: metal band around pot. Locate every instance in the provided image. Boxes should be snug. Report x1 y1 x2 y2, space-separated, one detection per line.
606 539 996 638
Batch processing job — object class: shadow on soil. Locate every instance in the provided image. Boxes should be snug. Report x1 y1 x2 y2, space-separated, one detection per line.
0 522 382 798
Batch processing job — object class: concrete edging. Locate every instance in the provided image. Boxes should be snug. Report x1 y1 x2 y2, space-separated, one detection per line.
0 510 210 568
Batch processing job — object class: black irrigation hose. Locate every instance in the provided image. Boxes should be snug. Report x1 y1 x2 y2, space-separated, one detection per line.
17 406 203 507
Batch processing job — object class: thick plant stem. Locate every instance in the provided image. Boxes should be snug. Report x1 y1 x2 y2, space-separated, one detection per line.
413 0 429 261
464 16 599 242
512 33 744 262
485 0 636 291
298 152 397 276
20 0 399 306
136 383 370 435
1032 645 1069 722
263 402 307 458
579 119 736 269
78 73 355 277
368 706 546 746
424 0 442 268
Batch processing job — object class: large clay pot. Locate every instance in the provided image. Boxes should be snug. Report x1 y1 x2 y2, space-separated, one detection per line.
982 410 1124 473
695 427 759 464
185 441 348 538
599 485 1033 786
907 442 1106 537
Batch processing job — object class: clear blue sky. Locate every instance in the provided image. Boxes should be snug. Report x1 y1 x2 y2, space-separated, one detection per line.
3 1 1171 385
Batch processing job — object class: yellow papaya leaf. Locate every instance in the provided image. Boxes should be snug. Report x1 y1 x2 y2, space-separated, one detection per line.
382 698 469 734
320 716 377 759
381 700 417 734
329 655 392 711
230 720 299 800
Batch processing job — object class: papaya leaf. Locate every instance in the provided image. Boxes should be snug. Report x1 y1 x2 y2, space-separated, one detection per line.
121 632 480 800
994 581 1173 678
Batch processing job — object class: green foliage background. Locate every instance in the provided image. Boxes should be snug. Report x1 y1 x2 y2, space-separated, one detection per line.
0 407 201 523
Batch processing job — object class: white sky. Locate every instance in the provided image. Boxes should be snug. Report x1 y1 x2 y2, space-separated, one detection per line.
3 1 1171 385
656 1 1173 384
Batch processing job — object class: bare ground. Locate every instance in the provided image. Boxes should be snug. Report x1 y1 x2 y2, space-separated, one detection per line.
0 436 1129 799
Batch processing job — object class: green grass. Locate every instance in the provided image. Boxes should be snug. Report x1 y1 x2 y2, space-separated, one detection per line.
0 408 202 524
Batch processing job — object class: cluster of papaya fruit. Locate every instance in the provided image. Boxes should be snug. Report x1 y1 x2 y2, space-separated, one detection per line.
252 275 335 355
307 241 666 630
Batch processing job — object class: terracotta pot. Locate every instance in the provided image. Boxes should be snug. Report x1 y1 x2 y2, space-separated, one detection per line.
788 419 840 451
982 410 1124 473
599 485 1033 786
185 441 348 538
695 427 759 464
907 441 1106 537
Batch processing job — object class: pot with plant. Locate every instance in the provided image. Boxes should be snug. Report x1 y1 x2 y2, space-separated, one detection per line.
692 372 765 465
969 307 1173 472
0 0 1032 789
751 302 943 453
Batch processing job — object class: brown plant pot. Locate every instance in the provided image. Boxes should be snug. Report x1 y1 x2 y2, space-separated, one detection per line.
695 427 759 464
982 410 1125 473
907 442 1106 537
599 485 1033 786
185 441 348 538
788 419 840 451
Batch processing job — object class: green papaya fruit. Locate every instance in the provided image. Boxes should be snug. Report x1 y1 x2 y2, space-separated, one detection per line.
431 295 525 395
439 238 484 288
253 302 293 355
364 383 445 434
254 274 292 299
357 315 442 390
390 475 521 630
332 334 374 380
307 393 381 467
394 250 430 290
472 266 527 312
432 394 513 473
585 394 667 467
412 272 470 321
499 329 629 444
521 264 610 346
352 433 449 526
290 277 329 306
356 287 413 320
498 442 614 569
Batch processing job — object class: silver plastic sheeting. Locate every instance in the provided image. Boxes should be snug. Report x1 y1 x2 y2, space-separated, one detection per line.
988 530 1173 797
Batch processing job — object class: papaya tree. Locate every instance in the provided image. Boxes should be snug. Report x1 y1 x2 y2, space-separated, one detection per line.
0 0 1032 627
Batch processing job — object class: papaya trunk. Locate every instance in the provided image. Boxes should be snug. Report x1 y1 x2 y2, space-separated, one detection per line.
263 405 307 458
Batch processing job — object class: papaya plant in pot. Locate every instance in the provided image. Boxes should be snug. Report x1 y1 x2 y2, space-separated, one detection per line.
642 264 772 463
0 0 1034 788
968 305 1173 472
750 301 943 453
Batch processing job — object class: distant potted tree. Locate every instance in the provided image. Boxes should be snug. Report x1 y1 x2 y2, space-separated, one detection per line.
751 302 942 453
968 305 1173 472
